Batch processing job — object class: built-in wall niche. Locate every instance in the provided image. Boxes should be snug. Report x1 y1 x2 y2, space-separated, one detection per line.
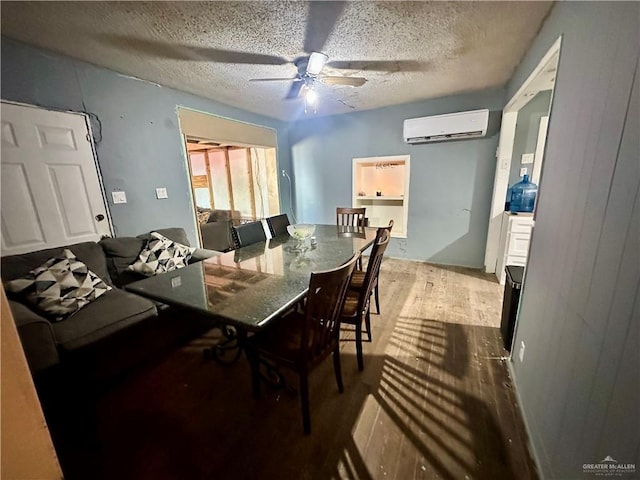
352 155 410 238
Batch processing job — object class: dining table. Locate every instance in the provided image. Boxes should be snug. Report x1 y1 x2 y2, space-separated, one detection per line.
125 224 377 363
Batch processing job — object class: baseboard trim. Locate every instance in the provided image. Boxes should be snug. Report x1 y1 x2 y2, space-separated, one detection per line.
507 359 548 479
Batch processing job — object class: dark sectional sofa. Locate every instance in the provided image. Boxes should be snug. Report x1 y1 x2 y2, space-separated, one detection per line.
2 227 219 381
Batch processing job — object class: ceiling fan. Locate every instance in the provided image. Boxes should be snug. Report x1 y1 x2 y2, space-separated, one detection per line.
100 3 427 111
248 51 367 110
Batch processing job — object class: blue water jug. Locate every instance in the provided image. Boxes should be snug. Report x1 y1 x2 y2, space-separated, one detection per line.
509 174 538 213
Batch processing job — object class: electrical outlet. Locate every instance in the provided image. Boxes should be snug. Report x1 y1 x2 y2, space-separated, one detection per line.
518 341 526 362
519 167 528 177
155 187 168 199
112 191 127 204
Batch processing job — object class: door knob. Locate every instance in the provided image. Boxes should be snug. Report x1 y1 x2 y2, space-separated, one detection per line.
95 214 105 222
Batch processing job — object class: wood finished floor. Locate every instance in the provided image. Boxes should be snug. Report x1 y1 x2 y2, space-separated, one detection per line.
46 259 538 480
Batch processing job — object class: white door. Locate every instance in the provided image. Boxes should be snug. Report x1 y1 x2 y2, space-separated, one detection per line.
1 102 111 255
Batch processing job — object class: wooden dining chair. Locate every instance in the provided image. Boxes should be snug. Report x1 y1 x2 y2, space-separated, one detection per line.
245 252 360 434
350 219 394 314
232 221 267 249
336 207 366 227
340 226 390 371
265 213 290 237
337 207 367 269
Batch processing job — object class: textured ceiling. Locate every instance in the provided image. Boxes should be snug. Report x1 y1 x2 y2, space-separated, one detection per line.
1 1 553 121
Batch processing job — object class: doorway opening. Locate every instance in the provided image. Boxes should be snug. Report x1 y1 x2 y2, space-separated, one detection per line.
177 107 281 249
184 137 281 250
484 37 561 281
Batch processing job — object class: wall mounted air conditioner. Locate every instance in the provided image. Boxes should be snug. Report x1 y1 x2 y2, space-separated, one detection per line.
403 109 489 144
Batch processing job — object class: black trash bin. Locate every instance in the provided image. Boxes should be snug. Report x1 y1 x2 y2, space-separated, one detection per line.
500 265 524 352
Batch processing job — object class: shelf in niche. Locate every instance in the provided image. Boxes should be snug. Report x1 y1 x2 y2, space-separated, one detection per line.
356 196 404 201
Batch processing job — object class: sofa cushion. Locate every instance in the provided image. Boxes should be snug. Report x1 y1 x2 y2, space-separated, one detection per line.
1 242 113 286
100 228 195 287
208 209 236 223
137 228 191 247
99 236 146 287
207 209 228 223
129 232 195 276
51 288 157 352
5 249 112 321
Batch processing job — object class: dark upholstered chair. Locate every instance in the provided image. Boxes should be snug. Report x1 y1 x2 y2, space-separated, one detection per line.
336 207 366 227
265 214 290 237
200 219 234 252
245 252 360 434
340 226 390 371
232 221 267 249
350 219 394 314
197 208 240 252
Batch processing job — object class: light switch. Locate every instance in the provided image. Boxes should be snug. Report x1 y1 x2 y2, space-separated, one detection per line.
155 187 168 199
519 167 528 177
521 153 534 164
112 191 127 204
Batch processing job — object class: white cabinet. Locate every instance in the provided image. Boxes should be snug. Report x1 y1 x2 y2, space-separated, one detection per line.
495 212 533 284
352 155 410 238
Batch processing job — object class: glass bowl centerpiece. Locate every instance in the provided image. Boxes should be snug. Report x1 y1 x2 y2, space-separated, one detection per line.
287 224 316 252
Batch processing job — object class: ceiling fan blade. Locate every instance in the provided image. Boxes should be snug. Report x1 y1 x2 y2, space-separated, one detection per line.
327 60 429 72
99 35 289 65
303 1 346 53
250 78 301 82
319 76 367 87
285 81 305 100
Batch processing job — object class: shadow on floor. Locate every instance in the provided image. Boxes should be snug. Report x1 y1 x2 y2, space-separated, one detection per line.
39 262 535 480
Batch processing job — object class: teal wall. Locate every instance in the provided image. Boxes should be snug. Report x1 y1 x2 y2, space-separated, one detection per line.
1 36 505 268
509 90 552 186
0 37 293 245
288 90 505 267
507 2 639 478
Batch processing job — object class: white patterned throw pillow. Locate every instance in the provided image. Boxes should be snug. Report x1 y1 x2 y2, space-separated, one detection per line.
128 231 196 276
5 249 112 321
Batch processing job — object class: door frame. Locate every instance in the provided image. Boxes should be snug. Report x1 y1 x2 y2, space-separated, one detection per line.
0 100 114 239
531 116 549 185
483 37 561 273
176 106 281 248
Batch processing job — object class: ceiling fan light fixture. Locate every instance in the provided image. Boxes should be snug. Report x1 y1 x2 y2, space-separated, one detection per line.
304 87 317 105
303 85 318 114
306 52 329 76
